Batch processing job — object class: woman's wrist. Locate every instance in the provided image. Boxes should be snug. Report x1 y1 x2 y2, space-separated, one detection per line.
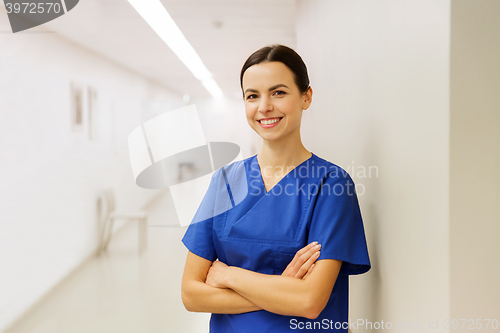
224 266 237 289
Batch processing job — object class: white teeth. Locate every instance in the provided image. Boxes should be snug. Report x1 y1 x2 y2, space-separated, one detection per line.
260 118 281 125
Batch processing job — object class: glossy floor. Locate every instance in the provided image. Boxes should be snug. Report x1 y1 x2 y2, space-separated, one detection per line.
5 221 210 333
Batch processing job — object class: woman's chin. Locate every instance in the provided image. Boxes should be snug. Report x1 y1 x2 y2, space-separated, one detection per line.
259 133 286 142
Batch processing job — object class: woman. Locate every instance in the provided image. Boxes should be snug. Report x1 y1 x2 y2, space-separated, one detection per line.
181 44 371 332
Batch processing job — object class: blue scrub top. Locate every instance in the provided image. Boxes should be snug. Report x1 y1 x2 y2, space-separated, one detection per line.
182 152 371 332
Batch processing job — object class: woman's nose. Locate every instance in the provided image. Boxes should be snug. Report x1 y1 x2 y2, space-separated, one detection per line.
257 96 273 113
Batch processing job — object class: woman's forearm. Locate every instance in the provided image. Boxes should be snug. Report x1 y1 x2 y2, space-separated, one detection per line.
224 266 318 319
182 279 262 314
183 243 326 316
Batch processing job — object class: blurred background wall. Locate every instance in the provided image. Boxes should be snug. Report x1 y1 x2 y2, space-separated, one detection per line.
0 23 183 328
449 0 500 325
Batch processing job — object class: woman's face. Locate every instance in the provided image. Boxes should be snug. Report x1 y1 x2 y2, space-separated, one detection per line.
242 61 312 142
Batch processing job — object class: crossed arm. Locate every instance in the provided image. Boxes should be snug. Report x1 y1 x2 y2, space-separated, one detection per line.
181 242 342 320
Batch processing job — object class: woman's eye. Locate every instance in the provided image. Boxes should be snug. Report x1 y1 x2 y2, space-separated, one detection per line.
274 90 285 96
247 94 257 100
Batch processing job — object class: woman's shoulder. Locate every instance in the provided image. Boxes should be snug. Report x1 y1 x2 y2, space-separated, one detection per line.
310 153 353 182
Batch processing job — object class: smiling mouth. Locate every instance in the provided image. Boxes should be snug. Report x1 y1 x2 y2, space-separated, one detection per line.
258 117 283 124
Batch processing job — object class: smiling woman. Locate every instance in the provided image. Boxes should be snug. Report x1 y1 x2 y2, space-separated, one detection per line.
243 62 307 142
180 44 371 333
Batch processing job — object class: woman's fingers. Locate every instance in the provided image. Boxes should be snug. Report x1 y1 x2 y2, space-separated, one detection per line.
303 263 315 280
295 248 320 279
282 242 321 278
281 241 318 277
289 241 317 267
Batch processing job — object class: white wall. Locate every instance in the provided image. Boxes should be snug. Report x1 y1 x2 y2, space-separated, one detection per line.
296 0 451 330
450 0 500 326
0 23 186 331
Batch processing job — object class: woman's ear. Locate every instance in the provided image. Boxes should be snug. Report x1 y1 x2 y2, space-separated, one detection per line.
302 86 313 110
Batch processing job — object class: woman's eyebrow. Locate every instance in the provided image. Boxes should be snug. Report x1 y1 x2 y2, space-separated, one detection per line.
244 84 289 95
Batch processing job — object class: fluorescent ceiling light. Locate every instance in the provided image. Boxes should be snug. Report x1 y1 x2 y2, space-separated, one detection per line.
128 0 223 98
201 78 223 100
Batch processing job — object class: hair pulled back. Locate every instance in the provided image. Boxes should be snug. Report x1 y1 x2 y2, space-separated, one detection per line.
240 44 310 98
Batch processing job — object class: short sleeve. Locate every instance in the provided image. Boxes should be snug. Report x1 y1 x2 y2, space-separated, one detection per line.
307 170 371 275
181 171 219 262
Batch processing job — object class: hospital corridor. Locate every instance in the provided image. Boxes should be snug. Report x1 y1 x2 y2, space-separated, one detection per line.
1 0 499 332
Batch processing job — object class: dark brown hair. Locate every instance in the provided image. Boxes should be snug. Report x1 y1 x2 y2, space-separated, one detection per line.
240 44 310 99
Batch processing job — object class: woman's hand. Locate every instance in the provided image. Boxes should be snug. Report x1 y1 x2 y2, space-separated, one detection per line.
206 260 230 289
206 242 321 289
281 242 321 279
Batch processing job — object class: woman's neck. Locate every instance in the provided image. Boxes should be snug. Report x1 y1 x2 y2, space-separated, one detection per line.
257 135 311 173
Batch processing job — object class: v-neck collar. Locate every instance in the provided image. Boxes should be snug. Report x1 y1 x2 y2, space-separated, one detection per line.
254 152 315 194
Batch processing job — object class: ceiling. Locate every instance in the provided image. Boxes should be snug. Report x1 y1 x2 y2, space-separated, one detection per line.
38 0 298 101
